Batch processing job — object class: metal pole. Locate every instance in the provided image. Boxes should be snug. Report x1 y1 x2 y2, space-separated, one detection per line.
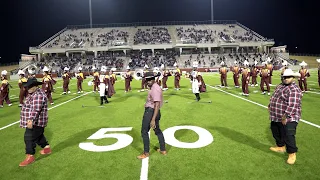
89 0 93 28
211 0 214 24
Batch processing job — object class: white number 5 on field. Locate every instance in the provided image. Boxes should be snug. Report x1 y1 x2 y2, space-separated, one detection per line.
79 126 213 152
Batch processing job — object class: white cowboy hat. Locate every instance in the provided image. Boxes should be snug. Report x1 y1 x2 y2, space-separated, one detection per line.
160 64 165 69
126 66 130 70
144 64 149 69
1 70 8 76
299 61 307 67
28 68 36 74
282 69 301 77
78 67 83 71
262 61 267 65
254 60 258 66
220 61 225 66
243 60 249 66
92 66 97 70
282 60 288 66
234 61 238 64
173 62 178 67
43 66 49 72
18 70 25 75
111 67 117 71
316 59 320 63
64 67 69 71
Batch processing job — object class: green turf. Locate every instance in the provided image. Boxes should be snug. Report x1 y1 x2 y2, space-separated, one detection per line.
0 71 319 180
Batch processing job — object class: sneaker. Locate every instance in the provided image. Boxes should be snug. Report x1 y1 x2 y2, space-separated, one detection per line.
287 153 296 165
8 104 12 107
268 93 270 96
156 149 167 155
137 152 150 160
40 146 52 155
18 104 23 107
255 84 258 87
62 92 66 95
269 146 286 153
68 91 71 94
261 92 266 95
0 105 3 108
78 91 81 94
19 154 35 167
51 103 54 105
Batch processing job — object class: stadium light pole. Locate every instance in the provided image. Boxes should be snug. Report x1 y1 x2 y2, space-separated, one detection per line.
211 0 214 24
89 0 93 28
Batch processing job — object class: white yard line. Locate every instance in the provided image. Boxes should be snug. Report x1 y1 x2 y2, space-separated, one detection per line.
207 85 320 129
140 131 150 180
0 92 91 131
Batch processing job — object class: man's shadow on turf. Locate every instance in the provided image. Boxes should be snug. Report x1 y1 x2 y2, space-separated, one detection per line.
209 126 284 158
36 128 105 161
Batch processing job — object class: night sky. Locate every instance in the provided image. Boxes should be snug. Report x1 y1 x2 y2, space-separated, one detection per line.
1 0 319 64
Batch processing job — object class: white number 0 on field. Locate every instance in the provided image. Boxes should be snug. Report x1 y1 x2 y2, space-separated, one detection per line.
79 126 213 152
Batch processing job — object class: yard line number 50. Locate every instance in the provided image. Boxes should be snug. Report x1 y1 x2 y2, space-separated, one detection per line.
79 126 214 152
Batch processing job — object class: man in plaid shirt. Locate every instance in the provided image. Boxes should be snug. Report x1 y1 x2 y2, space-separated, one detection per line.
19 78 52 167
268 69 302 165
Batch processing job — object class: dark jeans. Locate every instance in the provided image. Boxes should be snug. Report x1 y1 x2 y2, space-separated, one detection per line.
195 93 200 101
270 121 298 153
24 126 49 155
141 107 165 153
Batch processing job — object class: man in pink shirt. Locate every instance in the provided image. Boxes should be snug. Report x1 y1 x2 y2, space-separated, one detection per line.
137 72 166 159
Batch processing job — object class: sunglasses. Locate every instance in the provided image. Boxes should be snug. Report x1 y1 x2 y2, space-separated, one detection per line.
283 76 294 79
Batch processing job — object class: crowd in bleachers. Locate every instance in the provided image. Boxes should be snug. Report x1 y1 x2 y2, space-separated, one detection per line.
96 29 129 47
134 27 171 45
176 26 215 43
128 50 178 69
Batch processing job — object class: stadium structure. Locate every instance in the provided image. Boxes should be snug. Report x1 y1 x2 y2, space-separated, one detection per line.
22 20 289 75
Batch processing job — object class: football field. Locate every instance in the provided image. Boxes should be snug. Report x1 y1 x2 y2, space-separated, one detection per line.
0 70 320 180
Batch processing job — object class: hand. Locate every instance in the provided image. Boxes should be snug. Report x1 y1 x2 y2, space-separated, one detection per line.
150 119 156 129
27 120 33 129
281 116 287 125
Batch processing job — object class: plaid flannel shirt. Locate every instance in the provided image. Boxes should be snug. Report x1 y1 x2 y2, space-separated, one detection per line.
268 82 302 123
20 88 48 128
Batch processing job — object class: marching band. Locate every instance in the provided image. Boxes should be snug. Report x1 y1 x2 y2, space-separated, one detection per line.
1 57 320 108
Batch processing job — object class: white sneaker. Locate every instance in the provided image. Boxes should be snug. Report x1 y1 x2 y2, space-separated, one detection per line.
68 91 71 94
78 91 81 94
19 104 23 107
251 85 254 87
268 93 270 96
261 92 266 95
255 84 258 87
51 103 54 105
0 105 3 108
8 104 12 107
62 92 66 95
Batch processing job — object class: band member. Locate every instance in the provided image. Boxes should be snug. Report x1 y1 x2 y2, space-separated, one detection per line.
154 68 162 87
298 61 310 92
162 69 171 91
42 66 54 105
98 67 115 105
232 61 240 88
18 70 28 107
260 62 271 95
0 70 12 108
251 61 259 87
62 67 71 95
219 61 228 87
123 66 132 93
174 62 181 90
76 67 84 94
280 61 288 81
27 68 36 79
241 61 251 96
140 65 149 92
47 71 56 92
109 68 117 86
266 57 273 85
92 67 100 93
190 61 206 101
317 59 320 87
